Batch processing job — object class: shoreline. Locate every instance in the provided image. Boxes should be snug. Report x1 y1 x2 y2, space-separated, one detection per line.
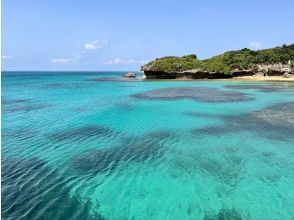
141 75 294 82
231 75 294 82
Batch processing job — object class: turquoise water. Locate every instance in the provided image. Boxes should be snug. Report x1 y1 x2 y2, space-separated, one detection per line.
2 71 294 220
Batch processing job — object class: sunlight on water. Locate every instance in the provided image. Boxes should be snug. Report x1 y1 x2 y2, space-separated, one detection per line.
2 71 294 219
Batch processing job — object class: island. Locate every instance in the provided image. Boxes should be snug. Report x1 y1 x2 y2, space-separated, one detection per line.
141 44 294 80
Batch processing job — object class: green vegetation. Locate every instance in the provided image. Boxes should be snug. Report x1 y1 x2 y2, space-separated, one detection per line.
145 54 203 73
143 44 294 74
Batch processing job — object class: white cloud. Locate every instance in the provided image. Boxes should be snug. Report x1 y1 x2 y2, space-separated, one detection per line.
84 40 109 50
248 42 262 50
104 58 148 65
50 58 70 64
2 55 14 59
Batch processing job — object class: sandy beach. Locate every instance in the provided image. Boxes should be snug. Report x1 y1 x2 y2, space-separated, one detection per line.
144 75 294 82
232 75 294 82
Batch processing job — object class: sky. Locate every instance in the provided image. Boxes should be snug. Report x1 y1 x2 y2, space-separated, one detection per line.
2 0 294 71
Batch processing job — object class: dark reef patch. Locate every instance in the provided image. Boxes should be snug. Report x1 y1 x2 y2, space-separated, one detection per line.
112 101 134 110
2 128 39 141
249 102 294 128
2 97 52 113
72 148 122 173
197 156 244 187
203 208 243 220
2 98 32 105
87 77 141 82
2 157 105 220
2 103 52 113
261 151 275 157
224 84 294 92
42 82 91 89
259 170 281 184
118 85 136 88
192 102 294 141
119 131 173 162
48 125 114 142
71 107 89 113
193 125 234 137
238 102 294 140
132 87 253 102
72 131 173 174
184 111 223 119
169 146 244 187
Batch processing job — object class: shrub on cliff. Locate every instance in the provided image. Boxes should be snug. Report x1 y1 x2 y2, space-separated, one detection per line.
145 54 203 73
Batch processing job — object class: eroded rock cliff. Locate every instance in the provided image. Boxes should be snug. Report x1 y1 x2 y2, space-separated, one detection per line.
141 44 294 79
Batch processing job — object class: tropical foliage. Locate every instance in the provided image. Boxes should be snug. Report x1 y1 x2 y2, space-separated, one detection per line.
142 44 294 74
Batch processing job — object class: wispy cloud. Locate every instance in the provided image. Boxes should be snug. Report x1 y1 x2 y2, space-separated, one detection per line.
2 55 14 59
104 58 148 65
84 40 109 50
248 42 262 50
50 58 70 64
48 39 109 65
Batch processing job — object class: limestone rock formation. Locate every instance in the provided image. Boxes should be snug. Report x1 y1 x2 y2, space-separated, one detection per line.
123 72 136 78
141 44 294 79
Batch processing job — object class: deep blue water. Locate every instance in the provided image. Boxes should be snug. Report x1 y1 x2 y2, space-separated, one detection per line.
2 71 294 220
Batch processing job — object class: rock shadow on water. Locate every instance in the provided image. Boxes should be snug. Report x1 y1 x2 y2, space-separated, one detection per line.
132 87 253 102
48 125 115 142
71 131 174 175
1 157 105 220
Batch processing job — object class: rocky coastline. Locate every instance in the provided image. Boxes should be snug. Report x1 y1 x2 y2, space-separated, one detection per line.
141 44 294 80
142 63 294 80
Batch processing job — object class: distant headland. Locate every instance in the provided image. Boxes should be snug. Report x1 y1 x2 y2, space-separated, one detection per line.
141 43 294 80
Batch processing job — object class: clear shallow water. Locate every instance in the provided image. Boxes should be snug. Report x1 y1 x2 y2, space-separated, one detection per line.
2 71 294 220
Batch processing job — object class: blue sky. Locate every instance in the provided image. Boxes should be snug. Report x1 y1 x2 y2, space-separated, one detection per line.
2 0 294 71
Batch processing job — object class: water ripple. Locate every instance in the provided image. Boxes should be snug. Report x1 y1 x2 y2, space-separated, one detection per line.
1 157 105 220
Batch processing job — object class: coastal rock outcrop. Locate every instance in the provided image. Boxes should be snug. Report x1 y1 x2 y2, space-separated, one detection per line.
141 44 294 79
123 72 136 78
142 62 293 80
256 62 293 76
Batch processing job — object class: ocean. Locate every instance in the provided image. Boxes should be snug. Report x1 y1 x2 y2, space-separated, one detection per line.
2 71 294 220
